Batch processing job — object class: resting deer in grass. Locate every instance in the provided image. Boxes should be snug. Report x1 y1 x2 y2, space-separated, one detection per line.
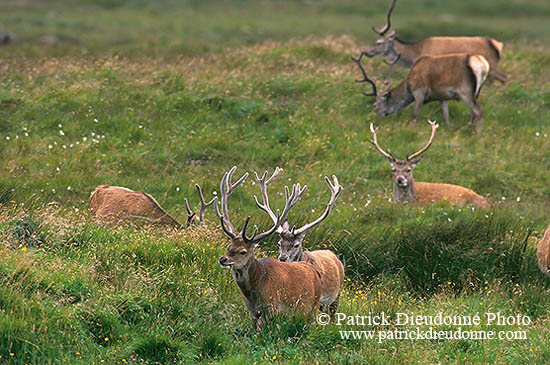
353 51 490 135
537 225 550 277
253 168 345 318
89 184 215 228
370 120 492 208
216 167 321 329
364 0 507 83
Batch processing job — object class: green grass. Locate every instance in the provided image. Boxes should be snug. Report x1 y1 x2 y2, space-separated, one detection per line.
1 0 550 363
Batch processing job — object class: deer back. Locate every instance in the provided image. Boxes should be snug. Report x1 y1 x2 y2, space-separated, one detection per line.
89 185 182 227
406 54 489 97
303 250 344 303
414 182 492 209
417 37 502 68
537 225 550 277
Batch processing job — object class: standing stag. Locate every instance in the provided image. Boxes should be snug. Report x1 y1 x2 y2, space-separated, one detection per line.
216 167 321 329
353 51 489 134
252 168 345 318
537 225 550 277
370 121 492 208
364 0 507 83
89 184 215 228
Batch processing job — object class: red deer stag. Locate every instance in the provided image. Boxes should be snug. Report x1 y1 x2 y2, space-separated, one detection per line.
364 0 507 83
252 168 345 318
90 184 215 228
216 166 321 329
370 120 492 208
538 225 550 277
353 51 490 135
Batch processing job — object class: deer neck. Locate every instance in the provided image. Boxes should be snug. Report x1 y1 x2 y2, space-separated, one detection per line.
394 176 417 203
390 82 415 110
232 256 262 301
393 38 420 67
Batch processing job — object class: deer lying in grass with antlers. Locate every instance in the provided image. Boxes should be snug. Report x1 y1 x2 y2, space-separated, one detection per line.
370 120 492 208
89 184 216 228
537 225 550 277
364 0 507 83
353 51 490 135
216 167 321 329
252 168 345 318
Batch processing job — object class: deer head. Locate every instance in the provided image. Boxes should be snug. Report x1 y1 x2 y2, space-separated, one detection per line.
352 52 403 116
217 166 301 269
370 120 438 202
277 175 342 262
364 0 401 62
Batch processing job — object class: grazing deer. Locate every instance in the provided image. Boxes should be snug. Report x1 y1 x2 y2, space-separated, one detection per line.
216 166 321 329
537 225 550 277
370 121 492 208
353 51 490 135
364 0 507 83
253 169 345 318
89 184 215 228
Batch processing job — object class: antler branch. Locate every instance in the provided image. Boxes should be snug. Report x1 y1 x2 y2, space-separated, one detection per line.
195 184 217 222
184 198 196 226
293 175 343 236
381 53 400 95
372 0 397 35
369 123 396 161
406 120 439 161
253 167 307 234
215 166 249 239
351 53 377 97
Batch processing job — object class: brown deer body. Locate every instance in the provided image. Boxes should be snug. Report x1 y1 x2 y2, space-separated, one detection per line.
365 0 507 83
216 167 321 329
253 170 345 318
89 185 183 227
370 121 492 209
90 184 215 228
537 225 550 277
353 53 490 134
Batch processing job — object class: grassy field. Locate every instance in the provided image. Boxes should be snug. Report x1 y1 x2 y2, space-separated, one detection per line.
1 0 550 363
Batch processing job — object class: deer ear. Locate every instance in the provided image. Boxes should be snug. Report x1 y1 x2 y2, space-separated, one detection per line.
387 30 396 39
410 157 424 167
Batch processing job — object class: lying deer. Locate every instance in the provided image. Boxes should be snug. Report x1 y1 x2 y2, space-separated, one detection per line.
353 51 490 135
537 225 550 277
252 168 345 318
89 184 215 228
364 0 507 83
370 121 492 208
216 166 321 329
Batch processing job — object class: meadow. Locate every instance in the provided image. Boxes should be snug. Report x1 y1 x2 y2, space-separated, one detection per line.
1 0 550 363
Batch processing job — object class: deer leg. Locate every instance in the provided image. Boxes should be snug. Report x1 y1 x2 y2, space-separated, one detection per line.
411 91 425 125
492 71 508 84
329 294 341 319
460 94 483 135
441 101 450 125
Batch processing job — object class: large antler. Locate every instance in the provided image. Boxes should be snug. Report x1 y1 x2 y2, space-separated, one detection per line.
292 175 343 236
253 168 307 234
214 166 249 239
369 123 396 161
381 54 400 95
351 52 377 97
372 0 397 35
406 120 439 161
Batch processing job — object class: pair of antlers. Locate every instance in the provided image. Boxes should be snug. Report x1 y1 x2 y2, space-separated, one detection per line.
370 120 439 162
184 184 217 225
351 52 400 98
214 166 343 243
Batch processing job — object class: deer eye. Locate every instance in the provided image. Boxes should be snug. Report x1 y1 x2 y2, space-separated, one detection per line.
293 243 300 248
240 250 247 255
391 168 397 173
406 168 412 173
